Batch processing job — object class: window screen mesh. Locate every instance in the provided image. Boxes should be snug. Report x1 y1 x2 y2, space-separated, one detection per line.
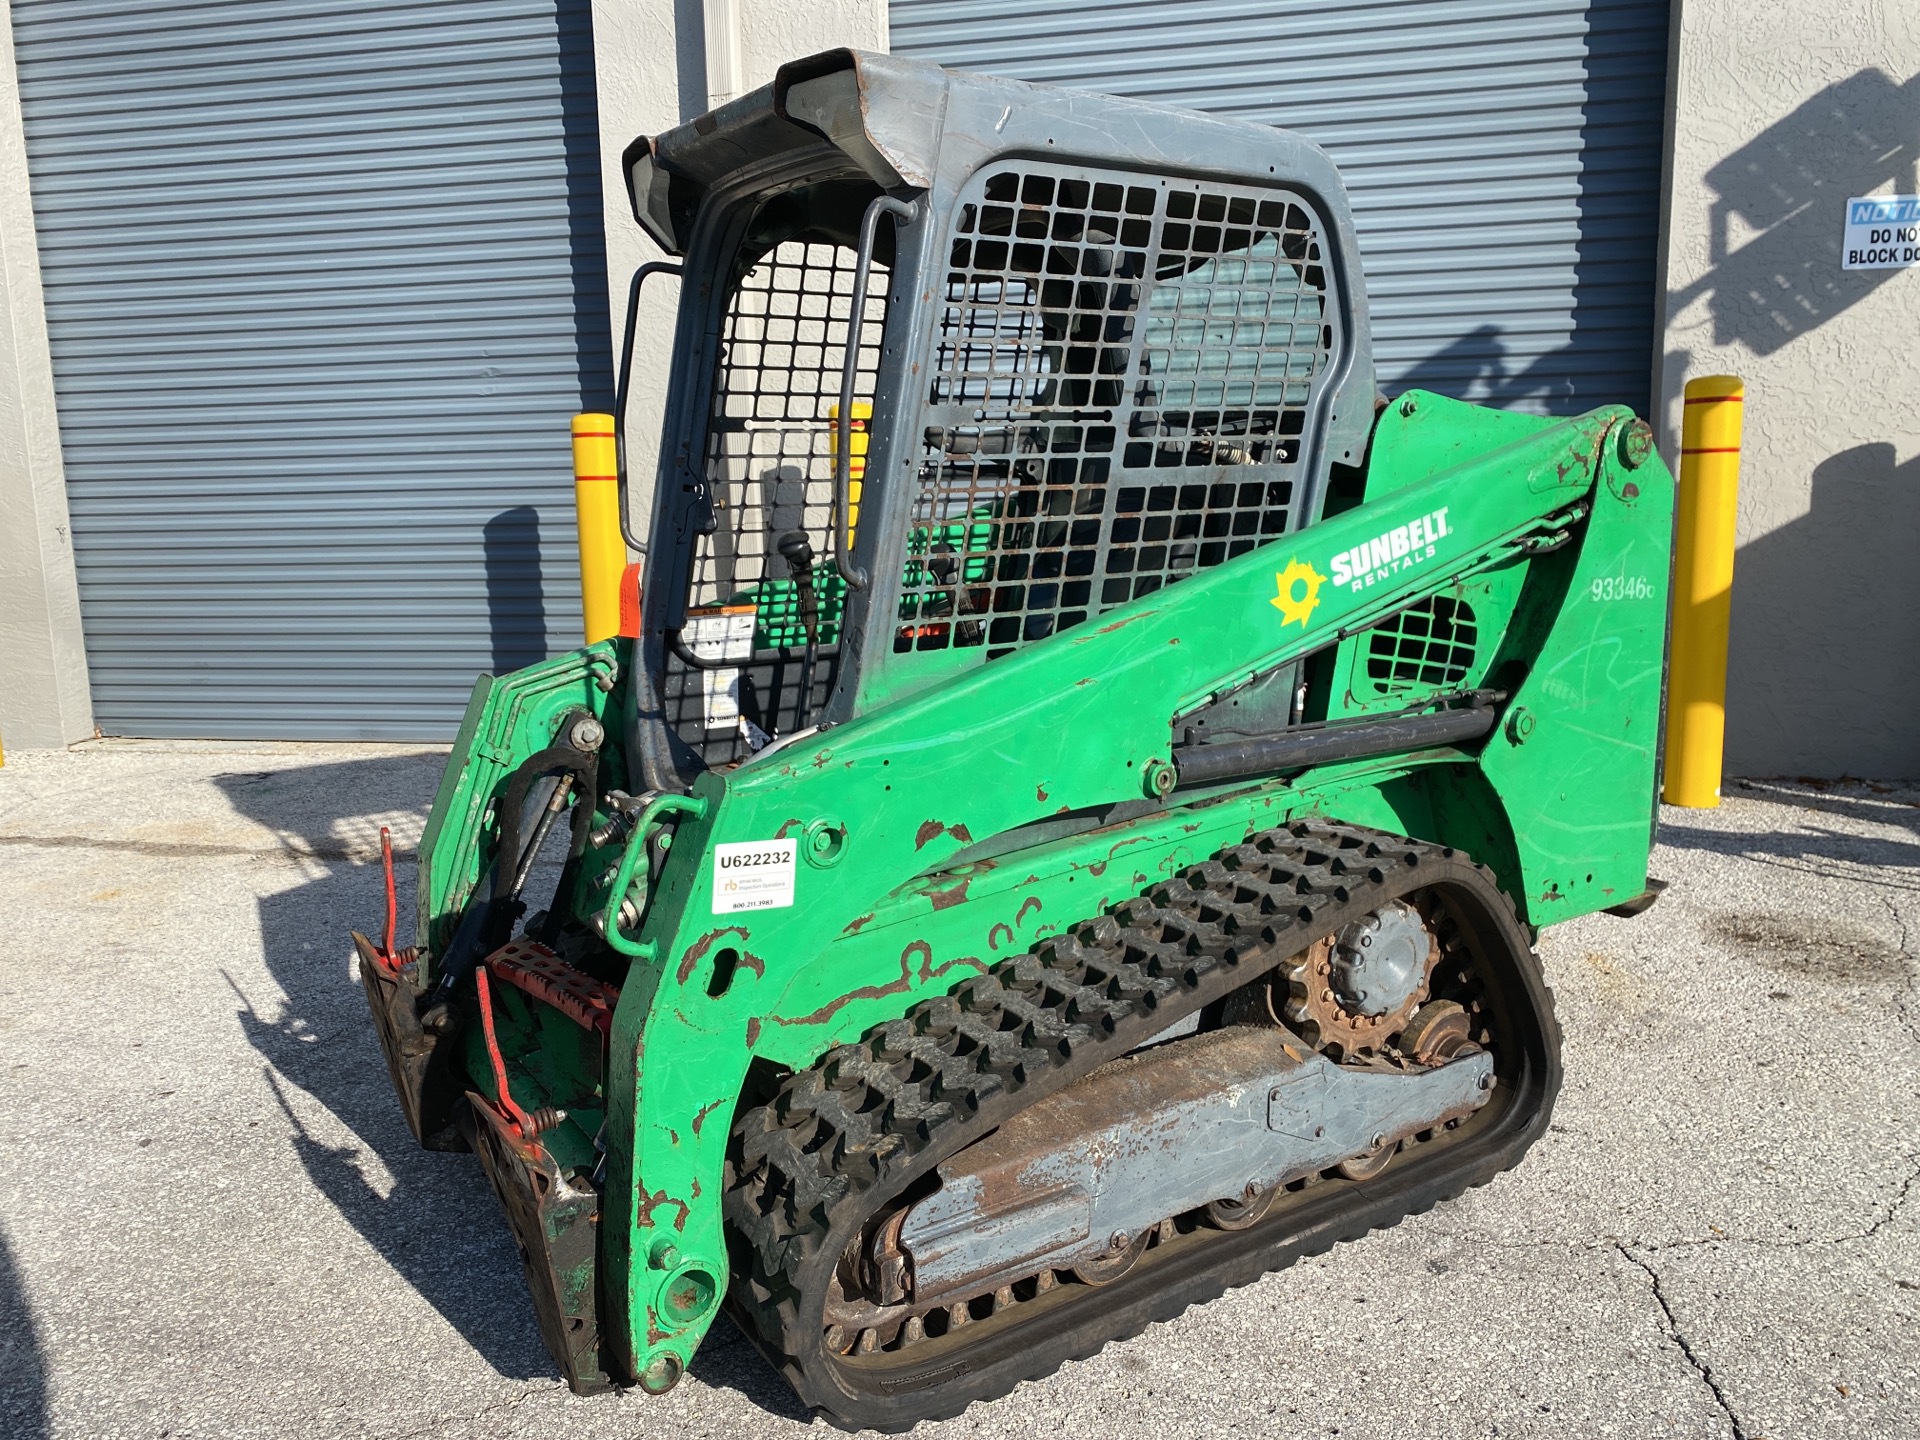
901 164 1334 657
689 239 888 619
662 237 888 766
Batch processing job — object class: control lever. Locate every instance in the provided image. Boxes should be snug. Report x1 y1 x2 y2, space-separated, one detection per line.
777 530 820 732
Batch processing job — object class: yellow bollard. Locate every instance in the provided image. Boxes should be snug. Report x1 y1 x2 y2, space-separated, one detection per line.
571 413 627 645
1662 376 1744 808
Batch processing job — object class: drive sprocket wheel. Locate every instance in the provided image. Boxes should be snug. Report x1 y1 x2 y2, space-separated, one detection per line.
1277 898 1441 1058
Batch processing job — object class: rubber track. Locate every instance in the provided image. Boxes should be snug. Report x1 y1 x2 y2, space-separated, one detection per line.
723 818 1560 1429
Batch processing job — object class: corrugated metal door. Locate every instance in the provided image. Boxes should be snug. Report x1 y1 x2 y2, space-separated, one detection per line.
11 0 609 739
890 0 1669 417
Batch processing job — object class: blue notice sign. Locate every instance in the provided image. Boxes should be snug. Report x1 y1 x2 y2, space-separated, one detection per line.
1843 195 1920 270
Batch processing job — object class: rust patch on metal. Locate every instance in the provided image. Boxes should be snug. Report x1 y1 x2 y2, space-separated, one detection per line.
987 921 1015 951
915 819 976 851
638 1188 690 1232
773 816 807 838
842 911 876 936
769 946 917 1028
1036 782 1050 803
1554 431 1599 487
676 925 751 986
1088 860 1108 876
745 1016 762 1047
690 1096 726 1137
1015 896 1043 926
770 935 987 1032
912 940 986 984
928 875 972 910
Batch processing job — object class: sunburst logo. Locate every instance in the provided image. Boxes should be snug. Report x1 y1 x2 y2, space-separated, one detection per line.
1270 557 1326 628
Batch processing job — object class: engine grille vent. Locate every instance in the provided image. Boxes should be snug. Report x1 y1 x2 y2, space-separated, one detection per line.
1366 597 1478 693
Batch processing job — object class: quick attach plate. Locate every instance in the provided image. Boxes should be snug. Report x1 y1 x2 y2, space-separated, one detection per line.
352 931 465 1151
459 1093 615 1395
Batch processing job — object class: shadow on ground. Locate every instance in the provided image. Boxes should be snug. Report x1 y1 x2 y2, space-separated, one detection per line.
0 1228 48 1439
210 752 801 1412
213 754 552 1384
1658 781 1920 893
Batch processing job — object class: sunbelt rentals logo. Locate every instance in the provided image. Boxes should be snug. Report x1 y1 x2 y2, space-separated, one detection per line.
1330 507 1451 591
1270 506 1454 629
1270 557 1326 627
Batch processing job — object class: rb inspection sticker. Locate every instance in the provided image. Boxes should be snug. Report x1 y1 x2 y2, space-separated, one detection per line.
713 838 798 915
1842 195 1920 270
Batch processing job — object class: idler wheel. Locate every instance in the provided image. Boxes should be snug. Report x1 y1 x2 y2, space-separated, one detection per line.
1205 1184 1279 1232
1072 1230 1150 1285
1401 999 1475 1066
1334 1140 1397 1181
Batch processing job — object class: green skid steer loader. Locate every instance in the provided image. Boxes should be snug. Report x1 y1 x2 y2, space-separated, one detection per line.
354 50 1673 1429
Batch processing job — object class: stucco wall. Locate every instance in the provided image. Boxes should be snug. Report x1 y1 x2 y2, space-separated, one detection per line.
0 0 92 749
1658 1 1920 777
589 0 886 546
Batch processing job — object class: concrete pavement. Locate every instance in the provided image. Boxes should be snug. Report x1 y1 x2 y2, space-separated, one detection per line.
0 742 1915 1439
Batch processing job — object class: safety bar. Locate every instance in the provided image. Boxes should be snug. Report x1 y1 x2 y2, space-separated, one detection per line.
614 260 684 553
834 195 915 591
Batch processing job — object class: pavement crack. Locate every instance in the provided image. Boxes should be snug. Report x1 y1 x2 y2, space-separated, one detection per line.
1861 1154 1920 1239
1615 1242 1748 1440
387 1382 554 1439
0 830 415 865
1882 895 1920 1053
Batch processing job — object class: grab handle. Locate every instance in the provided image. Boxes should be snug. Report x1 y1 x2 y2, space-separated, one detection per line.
834 196 915 590
614 261 684 552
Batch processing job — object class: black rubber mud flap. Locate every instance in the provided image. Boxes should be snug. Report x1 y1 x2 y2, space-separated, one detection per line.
352 931 465 1151
1603 876 1668 917
459 1093 615 1395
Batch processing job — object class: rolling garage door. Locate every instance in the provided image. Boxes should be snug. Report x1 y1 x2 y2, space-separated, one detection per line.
890 0 1670 417
10 0 608 739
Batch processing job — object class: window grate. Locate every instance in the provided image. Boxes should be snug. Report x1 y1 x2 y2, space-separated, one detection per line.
689 239 887 616
1365 597 1478 694
663 237 888 765
900 163 1333 657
